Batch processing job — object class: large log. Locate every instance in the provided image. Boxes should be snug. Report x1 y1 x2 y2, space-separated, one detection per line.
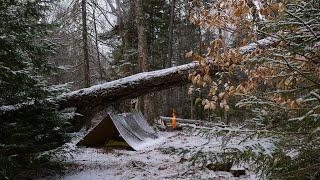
57 62 198 130
58 62 197 111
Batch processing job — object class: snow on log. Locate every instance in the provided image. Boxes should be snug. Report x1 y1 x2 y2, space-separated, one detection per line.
239 36 279 55
58 62 198 110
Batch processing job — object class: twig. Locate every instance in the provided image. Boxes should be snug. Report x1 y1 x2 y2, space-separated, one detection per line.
281 56 320 86
285 10 317 38
311 91 320 101
131 161 155 174
160 168 191 178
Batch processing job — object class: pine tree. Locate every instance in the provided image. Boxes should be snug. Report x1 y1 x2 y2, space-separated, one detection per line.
0 0 68 178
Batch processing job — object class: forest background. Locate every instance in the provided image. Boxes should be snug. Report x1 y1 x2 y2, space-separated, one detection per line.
0 0 319 179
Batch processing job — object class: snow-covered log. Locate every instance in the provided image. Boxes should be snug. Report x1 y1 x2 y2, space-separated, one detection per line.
239 36 279 54
58 62 197 111
56 63 198 130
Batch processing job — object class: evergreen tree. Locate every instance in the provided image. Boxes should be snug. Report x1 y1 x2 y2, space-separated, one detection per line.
0 0 68 178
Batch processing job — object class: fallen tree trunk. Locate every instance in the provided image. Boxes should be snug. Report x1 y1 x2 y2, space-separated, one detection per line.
58 62 197 111
57 62 198 130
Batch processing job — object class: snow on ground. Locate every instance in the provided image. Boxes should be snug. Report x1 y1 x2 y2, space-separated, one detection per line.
39 131 256 180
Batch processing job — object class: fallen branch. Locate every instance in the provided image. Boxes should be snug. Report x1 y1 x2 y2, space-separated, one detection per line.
160 116 207 124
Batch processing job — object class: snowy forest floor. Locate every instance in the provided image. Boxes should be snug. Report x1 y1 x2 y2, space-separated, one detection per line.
39 127 257 180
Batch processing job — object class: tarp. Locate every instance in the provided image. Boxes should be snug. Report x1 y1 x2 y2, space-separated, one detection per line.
77 112 159 150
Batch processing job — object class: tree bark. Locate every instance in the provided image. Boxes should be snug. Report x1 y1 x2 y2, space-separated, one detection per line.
134 0 154 124
81 0 90 88
135 0 149 72
93 8 104 81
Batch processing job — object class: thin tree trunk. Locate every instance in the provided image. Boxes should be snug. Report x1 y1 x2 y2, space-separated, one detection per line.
81 0 90 88
134 0 153 124
135 0 148 72
93 8 104 80
166 0 177 119
190 96 194 119
115 0 124 48
168 0 176 67
81 0 90 129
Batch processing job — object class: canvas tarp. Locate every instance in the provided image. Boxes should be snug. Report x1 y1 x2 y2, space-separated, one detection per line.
77 112 159 150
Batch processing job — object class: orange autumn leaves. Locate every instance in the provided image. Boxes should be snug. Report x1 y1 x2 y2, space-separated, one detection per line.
187 0 319 113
